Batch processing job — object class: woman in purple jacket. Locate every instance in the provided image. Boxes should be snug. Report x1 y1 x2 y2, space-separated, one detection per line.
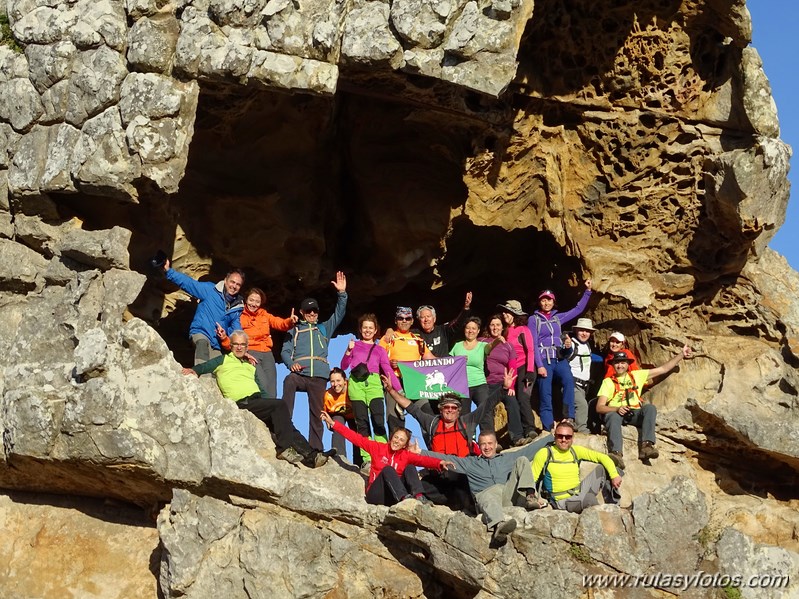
528 279 592 431
482 315 526 446
341 313 402 470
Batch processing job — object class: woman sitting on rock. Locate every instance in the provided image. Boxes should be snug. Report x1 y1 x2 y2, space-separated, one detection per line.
321 411 453 506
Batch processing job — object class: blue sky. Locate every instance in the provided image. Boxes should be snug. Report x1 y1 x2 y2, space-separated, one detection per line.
286 5 798 455
751 3 798 269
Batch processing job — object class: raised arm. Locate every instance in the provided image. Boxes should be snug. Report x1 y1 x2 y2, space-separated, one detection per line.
322 272 348 335
444 291 473 334
648 344 692 378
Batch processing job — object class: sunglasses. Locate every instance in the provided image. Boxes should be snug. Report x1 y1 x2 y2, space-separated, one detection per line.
396 316 413 321
304 309 318 314
555 434 573 440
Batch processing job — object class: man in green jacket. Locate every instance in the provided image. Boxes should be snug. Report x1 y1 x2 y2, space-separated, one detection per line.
531 420 622 513
184 330 328 468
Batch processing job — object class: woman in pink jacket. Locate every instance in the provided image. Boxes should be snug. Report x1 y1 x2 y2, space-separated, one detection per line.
498 300 538 440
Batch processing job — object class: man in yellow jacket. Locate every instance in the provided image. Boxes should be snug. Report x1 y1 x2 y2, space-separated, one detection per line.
530 420 622 513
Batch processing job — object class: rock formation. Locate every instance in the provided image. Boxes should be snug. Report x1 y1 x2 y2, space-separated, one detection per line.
0 0 798 596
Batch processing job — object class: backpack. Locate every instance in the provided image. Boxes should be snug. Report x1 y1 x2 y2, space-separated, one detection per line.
535 443 581 499
534 313 563 361
428 416 480 456
609 373 641 407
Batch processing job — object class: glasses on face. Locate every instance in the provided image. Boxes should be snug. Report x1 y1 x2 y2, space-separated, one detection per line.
555 434 573 440
397 316 413 322
304 309 318 314
231 343 247 348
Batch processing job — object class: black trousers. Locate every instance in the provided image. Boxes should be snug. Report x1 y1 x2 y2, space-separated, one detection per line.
282 374 327 450
365 466 424 506
421 468 475 512
236 394 313 457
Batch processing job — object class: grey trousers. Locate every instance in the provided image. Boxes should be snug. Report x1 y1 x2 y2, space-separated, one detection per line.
474 456 536 529
553 463 619 513
603 404 657 454
192 333 221 367
573 384 590 433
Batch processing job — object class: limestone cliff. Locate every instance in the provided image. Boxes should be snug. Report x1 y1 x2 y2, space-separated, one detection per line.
0 0 798 597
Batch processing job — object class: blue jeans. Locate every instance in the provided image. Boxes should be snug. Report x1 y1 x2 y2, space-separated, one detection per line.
536 359 575 430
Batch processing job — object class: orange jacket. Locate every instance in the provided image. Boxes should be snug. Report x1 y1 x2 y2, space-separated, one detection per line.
222 307 293 352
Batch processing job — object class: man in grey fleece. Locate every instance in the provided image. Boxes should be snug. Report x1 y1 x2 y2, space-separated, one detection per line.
423 431 553 545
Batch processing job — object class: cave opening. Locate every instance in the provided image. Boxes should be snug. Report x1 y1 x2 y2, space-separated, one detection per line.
50 81 587 365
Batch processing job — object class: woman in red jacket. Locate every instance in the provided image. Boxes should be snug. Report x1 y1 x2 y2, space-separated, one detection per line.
321 412 453 506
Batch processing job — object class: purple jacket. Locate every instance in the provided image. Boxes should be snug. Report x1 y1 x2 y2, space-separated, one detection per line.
340 340 402 391
484 341 518 386
527 289 592 368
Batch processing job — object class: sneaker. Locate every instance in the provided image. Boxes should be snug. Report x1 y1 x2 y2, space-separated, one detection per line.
513 437 531 447
525 492 545 510
415 494 434 506
491 519 517 546
276 447 304 465
360 460 372 475
302 451 329 468
608 452 625 470
322 448 337 458
639 441 659 460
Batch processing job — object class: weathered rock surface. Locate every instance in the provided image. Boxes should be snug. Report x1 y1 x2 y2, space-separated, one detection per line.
0 0 798 597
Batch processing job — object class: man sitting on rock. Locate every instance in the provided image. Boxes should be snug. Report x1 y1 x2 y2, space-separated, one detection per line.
183 330 329 468
530 420 622 513
163 258 244 365
422 431 553 546
596 344 692 467
382 373 508 511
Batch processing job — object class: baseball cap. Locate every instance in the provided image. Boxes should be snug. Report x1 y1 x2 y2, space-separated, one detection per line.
301 298 319 311
609 332 626 342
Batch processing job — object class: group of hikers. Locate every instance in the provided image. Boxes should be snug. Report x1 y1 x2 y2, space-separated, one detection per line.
167 260 692 545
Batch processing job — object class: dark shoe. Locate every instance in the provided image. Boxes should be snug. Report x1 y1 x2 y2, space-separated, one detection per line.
608 452 625 470
526 492 545 510
491 519 517 546
513 437 531 447
302 451 329 468
415 494 434 506
639 441 659 460
276 447 303 465
322 448 337 458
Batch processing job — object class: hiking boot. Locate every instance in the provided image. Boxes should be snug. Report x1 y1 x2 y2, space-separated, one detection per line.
608 452 625 470
491 519 517 546
276 447 304 465
525 492 545 510
415 494 434 506
513 437 532 447
639 441 659 460
360 460 372 475
322 448 337 458
302 451 329 468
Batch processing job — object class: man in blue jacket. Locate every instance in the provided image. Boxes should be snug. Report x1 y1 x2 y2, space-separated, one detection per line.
163 259 244 365
281 271 348 451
